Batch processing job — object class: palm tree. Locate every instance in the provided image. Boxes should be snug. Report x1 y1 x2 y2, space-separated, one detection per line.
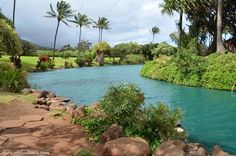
150 26 160 43
216 0 225 53
93 17 111 43
46 0 74 60
160 0 184 47
13 0 16 27
70 13 91 44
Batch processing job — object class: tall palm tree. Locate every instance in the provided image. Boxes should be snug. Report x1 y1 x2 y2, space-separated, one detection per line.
93 17 111 43
13 0 16 27
150 26 160 43
70 13 91 44
216 0 225 53
46 0 74 60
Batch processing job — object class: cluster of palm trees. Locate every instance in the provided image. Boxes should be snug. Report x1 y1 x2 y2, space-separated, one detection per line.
46 0 111 60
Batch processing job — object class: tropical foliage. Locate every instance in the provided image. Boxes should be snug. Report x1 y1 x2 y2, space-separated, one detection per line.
92 41 111 66
93 17 110 43
79 84 185 150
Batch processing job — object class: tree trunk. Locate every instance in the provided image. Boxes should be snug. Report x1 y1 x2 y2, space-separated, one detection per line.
79 26 82 44
98 28 101 43
178 10 183 47
13 0 16 27
101 29 103 43
216 0 225 53
53 20 60 60
153 34 155 43
97 52 104 66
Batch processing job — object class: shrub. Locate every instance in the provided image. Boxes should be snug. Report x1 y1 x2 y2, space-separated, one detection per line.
92 42 111 66
76 149 92 156
75 51 96 67
202 53 236 90
0 61 28 92
122 54 146 64
152 42 176 57
35 55 55 71
79 84 185 150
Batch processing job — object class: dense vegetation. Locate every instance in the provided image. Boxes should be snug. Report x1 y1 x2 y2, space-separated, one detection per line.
78 84 185 150
0 61 28 92
141 52 236 90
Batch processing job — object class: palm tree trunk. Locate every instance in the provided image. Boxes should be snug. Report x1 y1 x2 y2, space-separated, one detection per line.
98 28 101 43
13 0 16 27
79 26 82 44
101 29 103 43
216 0 225 53
153 34 155 43
178 10 183 47
53 20 60 60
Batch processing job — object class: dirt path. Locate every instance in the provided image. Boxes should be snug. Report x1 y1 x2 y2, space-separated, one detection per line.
0 100 103 156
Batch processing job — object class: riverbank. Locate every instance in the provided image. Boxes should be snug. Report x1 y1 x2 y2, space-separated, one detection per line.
140 53 236 91
0 89 231 155
0 90 103 155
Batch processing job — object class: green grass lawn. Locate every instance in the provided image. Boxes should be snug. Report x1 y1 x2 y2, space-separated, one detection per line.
0 55 77 72
0 91 36 104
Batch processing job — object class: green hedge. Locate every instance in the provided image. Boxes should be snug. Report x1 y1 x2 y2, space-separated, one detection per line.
141 53 236 90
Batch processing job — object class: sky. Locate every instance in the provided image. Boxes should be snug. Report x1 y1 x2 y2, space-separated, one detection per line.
0 0 184 48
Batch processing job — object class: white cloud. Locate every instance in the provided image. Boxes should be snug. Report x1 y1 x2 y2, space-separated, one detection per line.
0 0 182 48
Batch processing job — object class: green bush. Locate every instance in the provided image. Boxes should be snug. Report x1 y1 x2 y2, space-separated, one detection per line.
76 149 92 156
202 53 236 90
79 84 184 150
141 51 236 90
0 61 28 92
75 51 96 67
122 54 146 64
152 42 176 57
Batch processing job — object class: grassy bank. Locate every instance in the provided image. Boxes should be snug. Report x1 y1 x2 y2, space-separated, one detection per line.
140 53 236 91
0 91 36 104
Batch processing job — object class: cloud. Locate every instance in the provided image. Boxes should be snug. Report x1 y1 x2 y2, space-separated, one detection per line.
0 0 182 48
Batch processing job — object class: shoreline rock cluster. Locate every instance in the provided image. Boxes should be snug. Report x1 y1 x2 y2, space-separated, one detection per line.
22 88 86 121
22 88 231 156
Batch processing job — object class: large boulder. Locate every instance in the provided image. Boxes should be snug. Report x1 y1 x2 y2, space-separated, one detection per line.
101 124 125 143
153 140 185 156
212 145 230 156
184 143 208 156
38 90 50 98
103 137 151 156
36 98 48 105
153 140 208 156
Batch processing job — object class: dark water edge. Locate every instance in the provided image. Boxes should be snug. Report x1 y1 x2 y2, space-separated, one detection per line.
28 65 236 154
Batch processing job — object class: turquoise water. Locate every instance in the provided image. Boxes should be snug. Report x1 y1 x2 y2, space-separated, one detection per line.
28 65 236 154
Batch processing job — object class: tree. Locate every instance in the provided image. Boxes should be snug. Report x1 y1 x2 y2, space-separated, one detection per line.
0 8 13 27
70 13 91 44
160 0 184 47
93 17 111 43
216 0 225 53
92 41 111 66
0 19 22 67
13 0 16 27
46 0 74 60
150 26 160 43
77 40 92 52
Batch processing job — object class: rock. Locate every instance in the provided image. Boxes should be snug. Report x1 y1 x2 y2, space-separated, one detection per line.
212 145 230 156
103 137 151 156
46 92 56 98
63 99 70 103
66 103 77 112
153 140 185 156
0 127 5 134
38 90 49 98
0 136 8 146
101 124 125 143
35 105 50 111
21 88 32 95
0 120 25 129
36 98 48 105
74 105 86 118
184 143 207 156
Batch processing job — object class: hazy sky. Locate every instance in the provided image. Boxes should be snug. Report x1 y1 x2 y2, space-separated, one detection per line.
0 0 184 48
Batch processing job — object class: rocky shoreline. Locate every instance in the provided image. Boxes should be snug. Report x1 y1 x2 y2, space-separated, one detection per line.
22 88 231 156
